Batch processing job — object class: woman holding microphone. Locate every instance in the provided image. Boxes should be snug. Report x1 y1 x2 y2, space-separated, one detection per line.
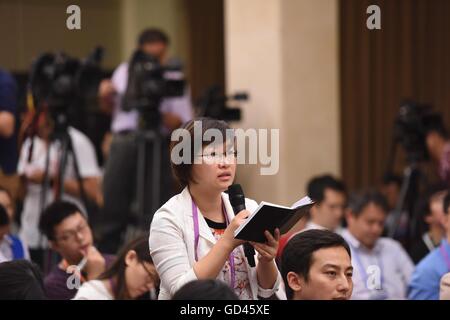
149 118 281 299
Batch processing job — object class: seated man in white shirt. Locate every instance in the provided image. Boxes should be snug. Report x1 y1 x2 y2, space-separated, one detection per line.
304 174 347 232
17 115 102 265
341 190 414 299
0 187 29 263
281 229 353 300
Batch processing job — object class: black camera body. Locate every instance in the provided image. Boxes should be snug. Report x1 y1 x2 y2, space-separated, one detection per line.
122 49 185 130
30 48 103 137
394 101 444 163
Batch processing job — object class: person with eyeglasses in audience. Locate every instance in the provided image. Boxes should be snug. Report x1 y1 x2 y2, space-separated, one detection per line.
74 234 159 300
149 118 282 300
39 201 115 299
341 190 413 300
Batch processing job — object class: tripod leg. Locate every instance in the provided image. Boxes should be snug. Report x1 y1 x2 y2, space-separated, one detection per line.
136 133 147 227
151 133 161 218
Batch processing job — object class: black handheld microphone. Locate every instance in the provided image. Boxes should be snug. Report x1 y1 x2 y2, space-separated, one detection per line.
228 184 256 267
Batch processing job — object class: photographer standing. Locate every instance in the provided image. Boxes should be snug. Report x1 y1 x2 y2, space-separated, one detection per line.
17 113 102 265
98 28 192 253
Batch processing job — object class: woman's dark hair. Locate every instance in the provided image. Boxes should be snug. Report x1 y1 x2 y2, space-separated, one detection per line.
98 234 156 299
39 201 85 241
138 28 169 46
281 229 351 300
0 259 46 300
170 117 232 187
172 280 238 300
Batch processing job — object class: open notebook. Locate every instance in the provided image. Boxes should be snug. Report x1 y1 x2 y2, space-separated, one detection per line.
234 196 314 243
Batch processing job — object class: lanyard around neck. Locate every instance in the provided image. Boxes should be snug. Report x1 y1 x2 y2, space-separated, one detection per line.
191 199 236 289
348 241 385 295
439 242 450 271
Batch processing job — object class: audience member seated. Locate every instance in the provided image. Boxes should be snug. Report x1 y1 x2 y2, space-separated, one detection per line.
304 174 347 232
39 201 115 299
409 185 447 264
74 234 158 300
172 279 239 300
277 175 347 260
0 203 29 263
408 192 450 300
0 259 46 299
281 229 353 300
381 173 409 244
341 191 413 299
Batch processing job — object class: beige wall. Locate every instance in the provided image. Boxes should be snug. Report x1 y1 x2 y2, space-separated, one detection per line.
0 0 189 72
225 0 340 204
0 0 122 71
119 0 189 66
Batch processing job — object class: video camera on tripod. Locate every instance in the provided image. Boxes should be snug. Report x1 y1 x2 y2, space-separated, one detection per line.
197 85 248 122
121 49 185 130
386 100 446 243
26 48 104 215
28 47 104 136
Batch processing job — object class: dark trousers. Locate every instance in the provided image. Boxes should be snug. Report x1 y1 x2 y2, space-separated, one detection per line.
99 131 174 254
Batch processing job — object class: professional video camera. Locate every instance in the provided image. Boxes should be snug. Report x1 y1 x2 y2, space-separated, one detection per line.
122 49 185 130
393 100 444 163
29 47 104 135
196 85 248 122
385 100 446 244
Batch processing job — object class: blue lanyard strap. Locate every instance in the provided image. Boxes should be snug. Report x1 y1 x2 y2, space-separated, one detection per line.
348 242 384 290
192 199 236 288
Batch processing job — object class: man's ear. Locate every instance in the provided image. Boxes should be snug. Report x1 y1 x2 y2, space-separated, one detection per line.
49 240 57 251
424 213 433 225
345 208 354 225
287 271 302 296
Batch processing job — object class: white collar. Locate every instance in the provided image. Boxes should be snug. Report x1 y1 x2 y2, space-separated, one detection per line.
182 186 235 245
342 229 382 254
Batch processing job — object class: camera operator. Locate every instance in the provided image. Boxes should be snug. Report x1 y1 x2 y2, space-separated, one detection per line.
425 116 450 185
98 28 192 254
17 111 102 265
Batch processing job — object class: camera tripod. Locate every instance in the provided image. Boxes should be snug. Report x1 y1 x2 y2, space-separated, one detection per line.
37 119 91 273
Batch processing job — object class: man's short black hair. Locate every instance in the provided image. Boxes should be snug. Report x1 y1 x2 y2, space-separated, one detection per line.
382 173 403 188
172 280 239 300
0 204 10 226
281 229 351 300
443 191 450 215
138 28 169 46
307 174 346 203
0 260 46 300
348 190 389 217
39 201 85 241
